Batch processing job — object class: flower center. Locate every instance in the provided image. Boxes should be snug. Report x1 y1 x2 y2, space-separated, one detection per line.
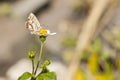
38 29 48 35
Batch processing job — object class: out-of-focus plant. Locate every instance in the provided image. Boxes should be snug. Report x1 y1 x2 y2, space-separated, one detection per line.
62 50 75 64
60 30 120 79
61 36 77 49
71 0 90 13
61 35 77 64
74 69 87 80
81 38 102 61
18 13 56 80
89 38 102 54
116 56 120 71
88 53 99 75
0 3 11 15
96 73 115 80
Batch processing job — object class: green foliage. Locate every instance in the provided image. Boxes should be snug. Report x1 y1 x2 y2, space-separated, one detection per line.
36 72 56 80
40 60 51 73
88 53 99 75
81 38 102 62
81 50 90 62
96 73 115 80
61 36 76 48
0 3 11 15
71 0 87 13
36 60 56 80
116 57 120 71
18 72 32 80
90 38 102 53
74 69 87 80
18 59 56 80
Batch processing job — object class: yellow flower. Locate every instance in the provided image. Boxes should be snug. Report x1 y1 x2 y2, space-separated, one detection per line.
38 29 56 36
38 29 47 35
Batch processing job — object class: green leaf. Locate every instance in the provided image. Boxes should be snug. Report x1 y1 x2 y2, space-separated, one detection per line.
36 72 56 80
18 72 32 80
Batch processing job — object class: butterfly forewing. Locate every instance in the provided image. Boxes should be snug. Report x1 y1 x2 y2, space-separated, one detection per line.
26 13 41 31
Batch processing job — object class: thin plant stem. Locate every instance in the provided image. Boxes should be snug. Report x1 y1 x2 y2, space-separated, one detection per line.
32 59 34 74
34 42 44 75
30 59 35 80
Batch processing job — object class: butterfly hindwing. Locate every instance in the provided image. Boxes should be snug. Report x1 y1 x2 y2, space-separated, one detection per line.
26 13 41 31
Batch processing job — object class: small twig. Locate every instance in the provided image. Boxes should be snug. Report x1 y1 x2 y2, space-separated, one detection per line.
94 0 118 38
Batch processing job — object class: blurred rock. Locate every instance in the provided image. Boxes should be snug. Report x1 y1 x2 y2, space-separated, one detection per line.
6 59 31 80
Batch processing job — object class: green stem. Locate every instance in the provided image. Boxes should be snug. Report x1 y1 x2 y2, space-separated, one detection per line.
30 77 35 80
34 42 44 75
32 59 34 74
30 59 35 80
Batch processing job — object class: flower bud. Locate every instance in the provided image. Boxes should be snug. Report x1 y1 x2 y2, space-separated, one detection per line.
28 51 35 59
44 59 51 66
39 36 47 43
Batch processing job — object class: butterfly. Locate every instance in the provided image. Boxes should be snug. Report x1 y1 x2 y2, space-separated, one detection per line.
25 13 41 34
25 13 56 35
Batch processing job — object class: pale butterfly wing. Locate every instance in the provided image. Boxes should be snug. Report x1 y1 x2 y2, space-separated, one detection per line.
26 13 41 31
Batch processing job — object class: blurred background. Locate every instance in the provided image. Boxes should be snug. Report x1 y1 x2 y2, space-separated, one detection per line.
0 0 120 80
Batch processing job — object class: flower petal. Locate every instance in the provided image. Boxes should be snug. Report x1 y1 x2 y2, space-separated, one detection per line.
47 30 56 35
49 32 56 35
